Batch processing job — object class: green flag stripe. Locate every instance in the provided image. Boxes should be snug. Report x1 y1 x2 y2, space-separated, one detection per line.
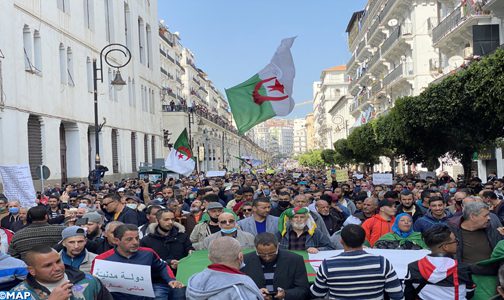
226 74 276 135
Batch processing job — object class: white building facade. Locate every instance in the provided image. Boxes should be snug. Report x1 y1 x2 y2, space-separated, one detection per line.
0 0 162 185
293 118 307 155
312 66 349 150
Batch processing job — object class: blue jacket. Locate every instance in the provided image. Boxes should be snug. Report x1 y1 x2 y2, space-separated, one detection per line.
0 253 27 290
238 215 279 235
413 209 453 233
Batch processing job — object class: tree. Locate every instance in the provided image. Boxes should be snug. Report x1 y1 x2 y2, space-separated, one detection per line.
297 150 325 168
321 149 337 166
333 139 355 168
347 122 381 167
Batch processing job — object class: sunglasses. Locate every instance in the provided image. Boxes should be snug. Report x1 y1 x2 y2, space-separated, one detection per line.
243 208 252 212
102 201 114 207
219 219 235 225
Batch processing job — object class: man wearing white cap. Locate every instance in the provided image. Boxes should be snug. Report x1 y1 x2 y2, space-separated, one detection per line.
58 226 97 273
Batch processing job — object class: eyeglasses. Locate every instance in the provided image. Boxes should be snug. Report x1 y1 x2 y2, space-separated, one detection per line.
243 209 252 212
219 219 235 225
102 201 114 207
256 248 278 258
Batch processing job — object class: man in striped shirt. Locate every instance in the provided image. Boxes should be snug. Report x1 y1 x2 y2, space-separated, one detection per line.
310 224 404 299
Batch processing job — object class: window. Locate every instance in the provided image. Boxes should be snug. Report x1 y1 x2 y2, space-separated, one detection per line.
150 89 155 114
138 17 145 64
144 135 148 163
151 136 156 162
83 0 94 30
124 3 131 48
23 25 33 71
146 24 152 68
104 0 114 42
67 47 74 86
86 57 93 93
131 132 137 172
57 0 70 13
59 43 66 84
33 30 42 73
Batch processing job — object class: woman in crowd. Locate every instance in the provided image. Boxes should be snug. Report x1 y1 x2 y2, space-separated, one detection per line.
374 213 427 250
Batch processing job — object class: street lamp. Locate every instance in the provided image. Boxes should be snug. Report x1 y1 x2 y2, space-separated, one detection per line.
92 44 131 188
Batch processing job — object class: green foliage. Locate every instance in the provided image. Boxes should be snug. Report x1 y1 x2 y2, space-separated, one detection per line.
346 122 381 166
297 150 325 168
333 139 355 167
321 149 337 166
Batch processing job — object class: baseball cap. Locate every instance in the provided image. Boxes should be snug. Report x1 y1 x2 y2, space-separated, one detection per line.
378 199 395 208
62 226 86 240
207 202 224 210
82 212 103 224
117 187 126 192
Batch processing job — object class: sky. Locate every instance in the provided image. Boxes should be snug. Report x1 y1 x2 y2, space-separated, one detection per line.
158 0 368 119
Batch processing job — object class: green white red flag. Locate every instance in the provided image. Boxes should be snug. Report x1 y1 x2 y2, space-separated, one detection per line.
165 129 195 177
226 37 296 135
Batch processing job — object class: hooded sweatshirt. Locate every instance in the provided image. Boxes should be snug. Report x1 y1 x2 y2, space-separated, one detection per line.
404 254 475 300
361 214 395 247
186 264 263 300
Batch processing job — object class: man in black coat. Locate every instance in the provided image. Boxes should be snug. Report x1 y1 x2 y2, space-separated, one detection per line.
140 208 193 273
241 232 309 300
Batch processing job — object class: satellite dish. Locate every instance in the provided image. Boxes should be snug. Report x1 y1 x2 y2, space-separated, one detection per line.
448 56 464 68
388 19 398 27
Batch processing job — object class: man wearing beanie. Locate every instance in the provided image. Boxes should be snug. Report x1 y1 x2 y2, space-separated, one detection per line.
58 226 97 273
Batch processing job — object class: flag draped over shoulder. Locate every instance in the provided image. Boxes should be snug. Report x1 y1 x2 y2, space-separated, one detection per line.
165 129 195 177
226 37 296 135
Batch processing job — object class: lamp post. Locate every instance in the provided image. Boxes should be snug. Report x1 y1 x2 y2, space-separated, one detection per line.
93 44 131 188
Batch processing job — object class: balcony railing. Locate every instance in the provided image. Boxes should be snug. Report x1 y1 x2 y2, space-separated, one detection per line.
159 32 174 47
367 18 381 41
346 55 357 72
165 53 175 63
199 86 208 94
193 77 201 86
356 38 368 59
432 2 490 44
379 0 394 24
383 62 413 86
160 67 168 76
160 48 166 57
368 50 381 70
176 77 183 85
381 26 401 54
371 82 383 96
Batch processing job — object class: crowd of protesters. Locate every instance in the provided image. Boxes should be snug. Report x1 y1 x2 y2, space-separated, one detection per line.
1 168 504 299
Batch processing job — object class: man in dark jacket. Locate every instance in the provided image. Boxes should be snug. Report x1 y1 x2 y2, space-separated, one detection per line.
413 196 453 233
140 209 193 272
102 193 138 225
396 190 423 222
242 233 309 300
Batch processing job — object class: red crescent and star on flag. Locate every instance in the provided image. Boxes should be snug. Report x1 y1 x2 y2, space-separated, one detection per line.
176 146 192 160
253 77 288 105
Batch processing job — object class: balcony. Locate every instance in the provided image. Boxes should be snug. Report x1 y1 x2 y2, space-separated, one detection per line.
432 2 492 47
176 77 183 85
346 55 359 75
165 53 175 64
160 48 166 57
383 62 413 87
356 39 372 61
160 67 168 76
371 82 384 99
159 32 174 47
381 23 413 58
367 18 386 47
199 86 208 94
193 77 201 86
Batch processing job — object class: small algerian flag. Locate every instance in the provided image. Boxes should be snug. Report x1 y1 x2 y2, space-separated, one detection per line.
226 37 296 135
165 129 195 177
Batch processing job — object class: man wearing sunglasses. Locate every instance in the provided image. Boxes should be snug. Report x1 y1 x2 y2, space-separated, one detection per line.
199 212 254 250
242 233 309 300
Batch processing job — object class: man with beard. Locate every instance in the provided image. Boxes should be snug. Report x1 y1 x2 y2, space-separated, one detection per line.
353 197 378 223
185 199 204 236
81 211 104 241
270 192 292 217
238 198 279 235
315 197 345 236
277 207 333 254
58 226 97 273
396 190 423 222
138 205 164 239
190 202 223 249
140 209 193 273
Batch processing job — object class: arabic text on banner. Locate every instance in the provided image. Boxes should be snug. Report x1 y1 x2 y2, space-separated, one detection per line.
0 165 36 207
92 260 155 297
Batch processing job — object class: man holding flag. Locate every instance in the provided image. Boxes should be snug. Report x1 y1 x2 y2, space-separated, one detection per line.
165 129 195 177
226 37 296 135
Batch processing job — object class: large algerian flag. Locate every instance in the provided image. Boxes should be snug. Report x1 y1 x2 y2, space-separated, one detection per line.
165 129 195 177
226 37 296 135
